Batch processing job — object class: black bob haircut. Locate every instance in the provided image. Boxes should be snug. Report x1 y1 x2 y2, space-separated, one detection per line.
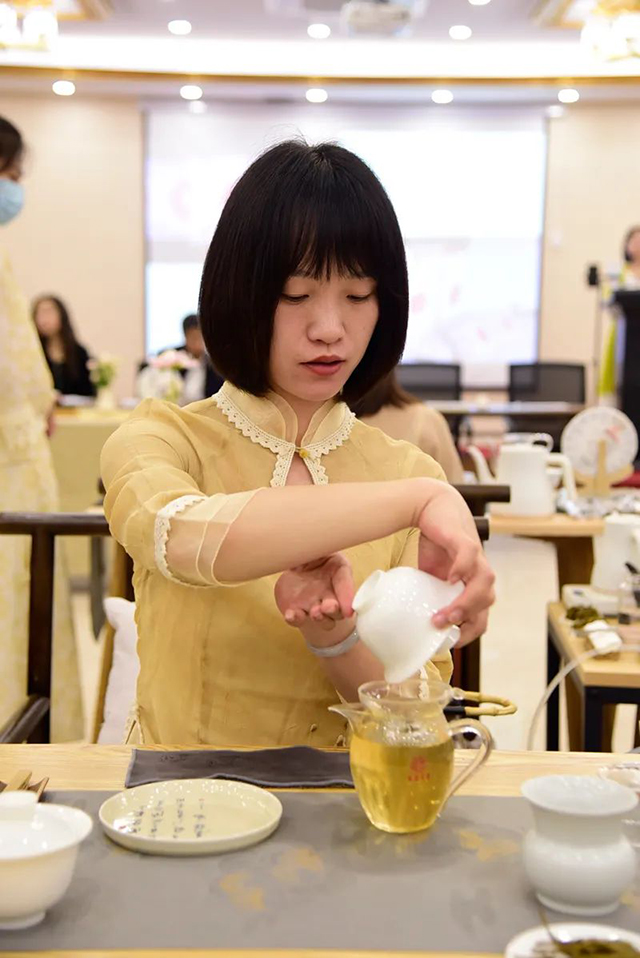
199 140 408 403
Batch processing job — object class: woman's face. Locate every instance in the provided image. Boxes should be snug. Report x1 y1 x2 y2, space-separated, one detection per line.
269 270 378 406
34 300 62 338
627 230 640 265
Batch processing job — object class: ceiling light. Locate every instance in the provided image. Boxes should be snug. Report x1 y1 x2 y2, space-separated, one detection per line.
558 88 580 104
168 19 191 36
449 24 472 40
52 80 75 97
307 22 331 39
188 101 207 114
431 89 453 104
468 0 491 5
180 84 203 100
546 104 565 119
306 88 328 103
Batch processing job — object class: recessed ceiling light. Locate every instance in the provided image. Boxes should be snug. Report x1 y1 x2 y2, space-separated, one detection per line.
546 105 565 119
307 22 331 39
449 24 472 40
52 80 75 97
431 89 453 105
188 100 207 114
168 19 191 36
468 0 491 5
558 88 579 103
306 88 328 103
180 84 203 101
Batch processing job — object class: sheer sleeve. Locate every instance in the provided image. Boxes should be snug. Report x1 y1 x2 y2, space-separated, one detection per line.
101 400 258 588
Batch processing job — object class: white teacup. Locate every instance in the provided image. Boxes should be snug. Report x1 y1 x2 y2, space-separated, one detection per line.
0 791 92 930
352 567 464 683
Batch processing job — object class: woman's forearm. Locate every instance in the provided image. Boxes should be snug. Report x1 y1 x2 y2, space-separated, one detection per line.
212 477 446 583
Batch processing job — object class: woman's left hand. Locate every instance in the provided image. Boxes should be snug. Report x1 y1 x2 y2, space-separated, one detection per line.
274 552 355 632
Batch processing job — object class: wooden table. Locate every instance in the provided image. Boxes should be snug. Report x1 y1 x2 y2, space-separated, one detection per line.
547 601 640 752
0 744 630 958
429 401 584 418
0 744 620 796
490 514 604 592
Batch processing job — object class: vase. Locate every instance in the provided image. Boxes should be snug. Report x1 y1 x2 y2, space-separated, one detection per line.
95 386 116 410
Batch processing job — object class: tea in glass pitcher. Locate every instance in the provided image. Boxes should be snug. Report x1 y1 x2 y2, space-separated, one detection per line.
331 679 493 834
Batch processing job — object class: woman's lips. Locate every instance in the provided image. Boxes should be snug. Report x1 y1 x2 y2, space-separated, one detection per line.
302 360 345 377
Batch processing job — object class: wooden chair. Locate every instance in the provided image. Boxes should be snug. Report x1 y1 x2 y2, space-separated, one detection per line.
0 511 490 744
0 512 113 744
454 484 510 516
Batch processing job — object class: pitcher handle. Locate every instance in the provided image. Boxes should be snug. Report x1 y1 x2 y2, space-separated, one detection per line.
547 452 577 501
443 718 494 804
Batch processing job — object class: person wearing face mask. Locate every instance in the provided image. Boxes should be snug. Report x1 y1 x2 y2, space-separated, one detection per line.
0 115 82 741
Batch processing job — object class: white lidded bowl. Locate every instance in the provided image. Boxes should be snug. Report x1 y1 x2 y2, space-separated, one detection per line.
0 792 92 930
352 568 463 683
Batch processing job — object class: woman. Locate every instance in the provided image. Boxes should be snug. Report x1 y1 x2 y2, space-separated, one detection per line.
102 141 494 748
599 225 640 401
350 370 464 483
0 116 82 740
32 295 95 397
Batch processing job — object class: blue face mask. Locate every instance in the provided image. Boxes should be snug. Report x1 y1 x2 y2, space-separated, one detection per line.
0 179 24 225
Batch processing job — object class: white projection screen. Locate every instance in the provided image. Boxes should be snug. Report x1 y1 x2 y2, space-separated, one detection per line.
145 101 547 386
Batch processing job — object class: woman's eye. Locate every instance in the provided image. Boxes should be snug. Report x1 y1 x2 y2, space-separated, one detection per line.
281 294 308 304
348 293 373 303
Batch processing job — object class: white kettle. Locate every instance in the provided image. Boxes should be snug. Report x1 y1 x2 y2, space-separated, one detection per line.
591 513 640 593
467 434 577 518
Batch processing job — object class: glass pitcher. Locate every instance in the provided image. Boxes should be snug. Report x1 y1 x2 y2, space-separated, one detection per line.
330 679 493 834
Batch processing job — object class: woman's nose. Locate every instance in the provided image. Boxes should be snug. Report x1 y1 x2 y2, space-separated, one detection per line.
308 301 344 344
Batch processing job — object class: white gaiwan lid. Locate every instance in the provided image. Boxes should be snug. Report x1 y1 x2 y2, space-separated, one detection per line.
0 792 92 860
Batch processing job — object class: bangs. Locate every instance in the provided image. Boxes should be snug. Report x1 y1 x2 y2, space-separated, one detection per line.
282 184 385 284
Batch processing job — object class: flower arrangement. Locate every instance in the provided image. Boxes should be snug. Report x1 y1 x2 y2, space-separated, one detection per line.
87 356 118 390
149 349 199 372
138 350 199 404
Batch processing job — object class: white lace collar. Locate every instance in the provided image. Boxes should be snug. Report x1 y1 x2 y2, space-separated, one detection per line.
214 381 355 487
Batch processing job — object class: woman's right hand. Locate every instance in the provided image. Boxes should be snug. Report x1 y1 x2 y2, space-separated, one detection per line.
416 486 495 647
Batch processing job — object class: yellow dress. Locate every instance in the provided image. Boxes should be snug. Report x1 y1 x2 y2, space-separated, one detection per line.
0 250 83 741
101 382 450 747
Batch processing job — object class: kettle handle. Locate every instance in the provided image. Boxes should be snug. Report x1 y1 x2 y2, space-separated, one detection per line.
547 452 577 501
443 718 494 806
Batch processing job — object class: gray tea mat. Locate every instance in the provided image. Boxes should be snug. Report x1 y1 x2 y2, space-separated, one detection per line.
125 746 353 788
4 791 639 953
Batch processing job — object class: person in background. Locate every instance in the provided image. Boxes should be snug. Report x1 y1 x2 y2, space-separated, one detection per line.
622 225 640 287
599 225 640 402
350 370 464 483
178 314 223 403
0 116 82 741
32 295 95 398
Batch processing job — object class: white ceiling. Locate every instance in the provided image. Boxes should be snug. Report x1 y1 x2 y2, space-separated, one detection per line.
2 0 640 98
61 0 565 43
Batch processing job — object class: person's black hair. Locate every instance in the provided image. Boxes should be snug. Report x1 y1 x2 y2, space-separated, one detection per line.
32 295 82 378
199 139 408 403
349 368 419 418
623 226 640 264
182 313 199 336
0 116 24 174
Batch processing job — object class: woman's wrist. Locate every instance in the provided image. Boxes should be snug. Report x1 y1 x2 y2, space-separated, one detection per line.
299 615 356 651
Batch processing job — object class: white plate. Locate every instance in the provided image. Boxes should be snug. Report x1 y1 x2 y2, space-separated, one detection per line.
505 923 640 957
99 779 283 856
